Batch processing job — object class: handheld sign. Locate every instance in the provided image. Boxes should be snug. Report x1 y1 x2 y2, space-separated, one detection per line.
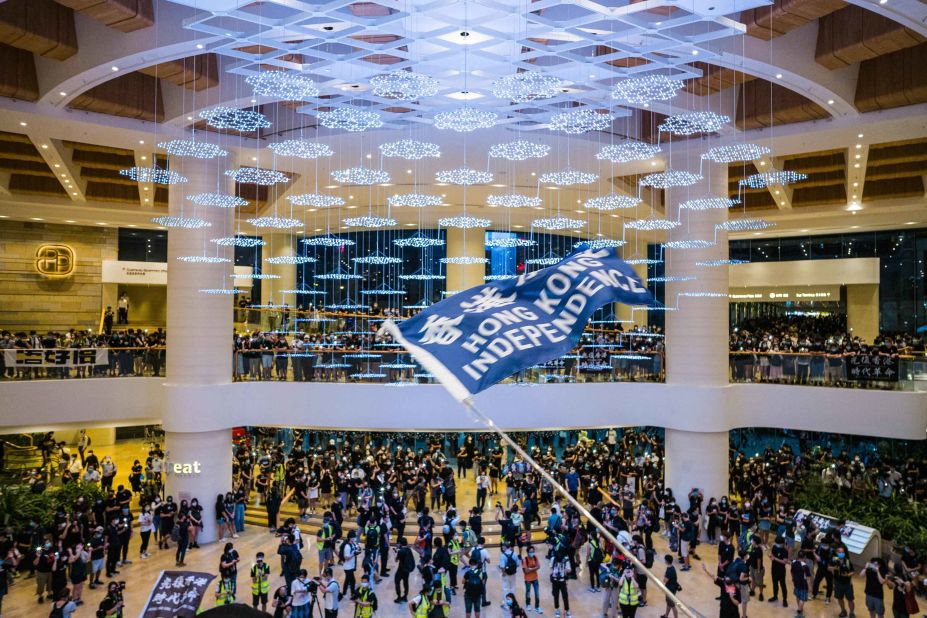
380 247 657 401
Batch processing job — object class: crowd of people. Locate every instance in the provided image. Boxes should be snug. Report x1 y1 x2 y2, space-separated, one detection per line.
2 426 926 618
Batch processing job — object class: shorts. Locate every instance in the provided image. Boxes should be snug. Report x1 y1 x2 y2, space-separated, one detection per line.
750 567 765 585
738 584 751 602
92 558 104 573
464 594 481 613
666 595 677 609
759 520 771 532
253 592 268 605
865 595 885 615
636 574 648 590
795 588 809 602
319 548 334 564
834 580 854 601
679 540 689 558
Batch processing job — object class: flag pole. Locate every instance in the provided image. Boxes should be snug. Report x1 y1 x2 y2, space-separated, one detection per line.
459 397 703 618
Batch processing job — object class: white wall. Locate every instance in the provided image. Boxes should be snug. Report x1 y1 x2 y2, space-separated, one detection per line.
729 257 880 288
1 379 924 440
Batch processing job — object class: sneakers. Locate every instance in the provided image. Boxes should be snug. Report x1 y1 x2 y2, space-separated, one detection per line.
839 611 848 617
554 610 561 618
535 608 543 614
768 597 778 604
566 613 572 617
825 598 831 605
783 601 788 608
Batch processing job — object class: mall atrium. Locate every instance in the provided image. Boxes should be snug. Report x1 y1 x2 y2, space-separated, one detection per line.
1 0 926 616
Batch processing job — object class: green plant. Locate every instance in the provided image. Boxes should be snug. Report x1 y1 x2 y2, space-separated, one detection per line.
0 482 102 532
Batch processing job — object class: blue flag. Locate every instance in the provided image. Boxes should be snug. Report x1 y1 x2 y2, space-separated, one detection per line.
380 247 658 401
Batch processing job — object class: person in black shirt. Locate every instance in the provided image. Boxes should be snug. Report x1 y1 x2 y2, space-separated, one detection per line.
394 537 415 603
104 520 121 578
831 544 855 618
702 563 741 618
812 538 834 602
767 536 789 608
747 536 765 601
861 559 888 618
220 542 241 599
156 496 176 550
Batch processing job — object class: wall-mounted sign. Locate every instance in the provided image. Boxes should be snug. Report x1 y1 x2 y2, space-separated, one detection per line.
167 461 202 475
728 285 842 302
102 260 168 285
35 244 75 277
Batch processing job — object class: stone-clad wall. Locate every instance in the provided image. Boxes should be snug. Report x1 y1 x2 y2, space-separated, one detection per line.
0 220 117 332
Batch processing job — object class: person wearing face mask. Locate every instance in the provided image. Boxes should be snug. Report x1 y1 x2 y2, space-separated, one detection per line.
354 574 378 618
156 495 176 550
189 498 204 549
251 552 271 612
830 544 856 618
503 592 529 617
522 545 541 614
767 535 789 608
137 504 153 559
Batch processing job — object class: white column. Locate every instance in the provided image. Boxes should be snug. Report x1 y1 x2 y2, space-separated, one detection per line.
663 154 730 500
445 227 486 294
164 156 234 543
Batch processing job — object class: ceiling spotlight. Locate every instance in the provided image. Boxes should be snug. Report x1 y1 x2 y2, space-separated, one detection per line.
827 99 835 105
775 73 783 79
111 66 119 71
59 91 67 96
19 121 26 126
196 43 204 49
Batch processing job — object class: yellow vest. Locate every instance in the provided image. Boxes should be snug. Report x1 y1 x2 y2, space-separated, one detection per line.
414 594 431 618
251 563 270 595
618 579 639 606
449 539 461 565
355 588 374 618
215 579 234 605
430 588 450 617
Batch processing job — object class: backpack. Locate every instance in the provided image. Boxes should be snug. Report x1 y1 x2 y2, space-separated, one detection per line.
644 547 655 568
464 569 483 595
503 553 518 575
365 525 379 548
170 523 181 542
338 540 349 563
589 542 604 564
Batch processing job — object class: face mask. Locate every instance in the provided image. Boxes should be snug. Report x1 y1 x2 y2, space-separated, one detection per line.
838 553 845 559
506 599 513 607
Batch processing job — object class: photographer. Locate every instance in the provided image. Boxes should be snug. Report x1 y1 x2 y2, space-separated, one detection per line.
550 552 572 618
289 568 314 618
97 581 125 618
277 533 303 589
321 567 341 617
34 541 55 603
615 562 641 618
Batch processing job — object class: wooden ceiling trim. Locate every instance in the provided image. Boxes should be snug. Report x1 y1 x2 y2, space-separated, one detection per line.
0 42 38 102
791 184 847 206
856 42 927 112
862 176 924 201
0 141 45 162
62 141 133 155
72 149 135 169
84 181 139 203
736 78 830 129
8 174 68 196
67 71 164 122
0 0 77 60
865 161 927 180
816 5 925 70
78 167 137 185
0 158 55 176
740 0 845 41
138 53 219 91
54 0 153 33
684 61 756 96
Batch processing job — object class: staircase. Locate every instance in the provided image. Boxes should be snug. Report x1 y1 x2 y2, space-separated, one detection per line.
0 441 44 483
244 503 548 548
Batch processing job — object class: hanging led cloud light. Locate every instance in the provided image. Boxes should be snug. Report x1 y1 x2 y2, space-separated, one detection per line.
440 256 488 264
379 139 440 160
317 108 383 132
525 255 561 266
149 216 210 229
485 237 536 248
488 140 550 161
702 143 770 164
246 216 303 229
658 111 730 136
626 258 662 265
177 255 230 263
596 141 661 163
353 254 403 265
266 256 315 264
716 218 777 232
188 193 248 208
246 71 319 99
119 166 186 185
649 276 696 283
282 289 327 295
360 287 405 296
399 271 445 280
268 140 333 159
315 271 362 280
370 72 439 100
438 215 491 228
585 194 640 210
611 74 683 105
486 274 517 281
435 168 492 185
539 168 598 186
434 107 497 132
549 109 613 134
288 193 345 208
331 167 390 185
679 197 739 210
640 169 703 189
696 258 749 266
158 140 227 159
491 72 563 102
225 167 288 185
680 291 728 298
740 170 808 189
531 217 586 230
231 273 280 280
487 193 542 208
388 193 443 208
575 238 625 249
211 236 265 247
301 236 355 247
199 288 239 295
625 218 681 231
664 239 716 249
199 107 271 132
342 216 396 227
394 235 444 248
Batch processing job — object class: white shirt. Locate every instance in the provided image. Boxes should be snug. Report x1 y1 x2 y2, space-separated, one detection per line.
291 578 311 607
342 542 357 571
324 579 340 610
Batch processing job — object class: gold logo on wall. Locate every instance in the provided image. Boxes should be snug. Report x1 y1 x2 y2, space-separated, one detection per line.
35 244 75 277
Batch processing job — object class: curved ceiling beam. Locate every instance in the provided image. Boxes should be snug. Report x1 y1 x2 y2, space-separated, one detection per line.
710 21 858 117
34 3 226 106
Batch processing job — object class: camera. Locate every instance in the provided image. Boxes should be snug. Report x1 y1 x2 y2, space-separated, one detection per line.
304 579 319 594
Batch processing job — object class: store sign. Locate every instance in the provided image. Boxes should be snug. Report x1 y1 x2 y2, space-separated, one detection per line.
35 244 75 277
102 260 167 285
167 461 202 475
728 285 842 302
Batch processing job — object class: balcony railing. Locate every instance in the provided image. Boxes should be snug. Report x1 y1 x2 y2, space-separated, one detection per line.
3 347 923 392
